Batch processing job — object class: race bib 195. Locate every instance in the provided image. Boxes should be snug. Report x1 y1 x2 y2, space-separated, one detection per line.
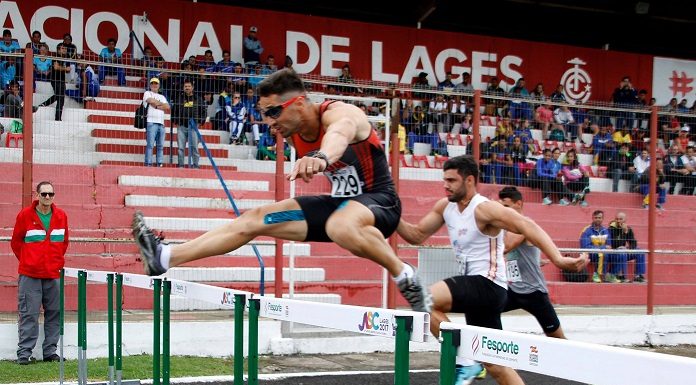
327 165 363 197
506 260 521 282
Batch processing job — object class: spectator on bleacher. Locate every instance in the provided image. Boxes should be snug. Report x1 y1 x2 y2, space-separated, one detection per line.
494 116 512 140
337 64 359 94
142 77 170 167
640 157 667 209
247 63 265 88
260 55 277 75
580 210 617 283
241 87 259 143
680 145 696 195
243 26 264 68
438 72 455 90
0 55 18 88
553 103 575 141
491 139 514 184
508 77 532 121
59 34 77 58
429 94 448 132
284 55 294 71
4 80 37 118
199 49 216 72
226 91 246 144
611 76 638 130
0 29 20 53
664 144 688 194
412 71 430 100
592 124 613 158
612 124 632 149
509 135 528 186
635 89 650 131
537 148 571 206
460 111 473 134
454 72 473 92
608 212 645 283
185 55 198 71
448 96 467 130
212 51 233 76
534 101 553 139
677 98 689 113
33 44 52 81
530 83 545 102
484 76 506 116
549 84 566 103
140 46 158 81
171 79 206 168
675 125 690 154
98 38 125 86
512 118 534 152
26 30 43 54
36 44 70 121
561 148 590 206
229 63 247 93
609 143 635 193
248 100 267 146
632 149 651 192
66 62 100 103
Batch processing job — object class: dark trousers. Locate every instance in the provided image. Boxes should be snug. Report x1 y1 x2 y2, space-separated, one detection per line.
17 275 60 360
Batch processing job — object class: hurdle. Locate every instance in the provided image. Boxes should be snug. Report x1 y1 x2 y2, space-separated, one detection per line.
62 267 430 385
439 322 696 385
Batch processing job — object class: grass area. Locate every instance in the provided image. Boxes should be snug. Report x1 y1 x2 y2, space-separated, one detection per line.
0 354 238 383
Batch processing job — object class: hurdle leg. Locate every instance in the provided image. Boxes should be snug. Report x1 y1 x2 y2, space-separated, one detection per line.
153 279 162 385
248 299 260 385
234 294 246 385
394 316 413 385
116 274 123 385
439 328 460 385
163 280 171 385
107 274 115 385
81 271 88 385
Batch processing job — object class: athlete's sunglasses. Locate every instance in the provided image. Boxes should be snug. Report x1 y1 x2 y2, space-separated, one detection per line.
261 95 304 119
40 192 55 197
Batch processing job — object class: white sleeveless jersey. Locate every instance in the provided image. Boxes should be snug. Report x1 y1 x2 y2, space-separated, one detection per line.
443 194 507 289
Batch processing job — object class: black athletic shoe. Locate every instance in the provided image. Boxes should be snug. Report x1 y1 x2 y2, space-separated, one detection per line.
397 273 433 313
17 357 35 365
43 354 61 362
132 210 167 276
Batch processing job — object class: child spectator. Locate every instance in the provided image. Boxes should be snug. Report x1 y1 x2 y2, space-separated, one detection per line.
561 148 590 206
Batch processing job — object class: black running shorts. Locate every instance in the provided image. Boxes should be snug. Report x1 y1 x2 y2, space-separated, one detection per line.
445 275 508 330
294 191 401 242
503 289 561 333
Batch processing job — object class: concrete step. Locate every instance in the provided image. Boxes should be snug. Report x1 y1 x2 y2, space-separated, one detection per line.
92 127 223 144
118 174 270 191
125 194 273 210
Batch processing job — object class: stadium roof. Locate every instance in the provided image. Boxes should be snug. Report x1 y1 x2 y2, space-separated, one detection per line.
216 0 696 59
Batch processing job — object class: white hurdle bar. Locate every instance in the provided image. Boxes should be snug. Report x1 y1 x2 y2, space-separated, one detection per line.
440 321 696 385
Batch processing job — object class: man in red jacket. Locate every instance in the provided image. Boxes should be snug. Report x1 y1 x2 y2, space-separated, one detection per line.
11 181 69 365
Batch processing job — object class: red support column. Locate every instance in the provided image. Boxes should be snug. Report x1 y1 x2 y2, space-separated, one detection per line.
647 106 658 315
472 91 481 162
274 133 285 298
22 49 35 208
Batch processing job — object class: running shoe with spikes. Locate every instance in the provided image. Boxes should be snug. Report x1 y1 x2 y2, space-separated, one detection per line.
132 210 167 276
397 270 433 313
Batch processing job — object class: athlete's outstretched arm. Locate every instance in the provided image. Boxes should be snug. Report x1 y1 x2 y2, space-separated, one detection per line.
397 198 447 245
479 201 588 272
503 231 526 254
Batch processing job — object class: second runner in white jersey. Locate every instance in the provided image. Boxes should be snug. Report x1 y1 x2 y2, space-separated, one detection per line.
443 193 507 289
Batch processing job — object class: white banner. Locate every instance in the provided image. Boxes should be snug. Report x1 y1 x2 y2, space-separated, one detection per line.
653 57 696 105
442 322 696 385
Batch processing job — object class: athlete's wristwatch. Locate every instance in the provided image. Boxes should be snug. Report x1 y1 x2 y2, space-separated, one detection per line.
312 151 330 168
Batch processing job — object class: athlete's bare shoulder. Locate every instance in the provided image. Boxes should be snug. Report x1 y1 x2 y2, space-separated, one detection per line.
320 101 372 141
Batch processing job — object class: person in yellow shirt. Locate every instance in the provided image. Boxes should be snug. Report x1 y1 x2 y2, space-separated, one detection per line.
612 125 632 147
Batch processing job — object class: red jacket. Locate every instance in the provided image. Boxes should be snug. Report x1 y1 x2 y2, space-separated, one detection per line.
11 200 69 279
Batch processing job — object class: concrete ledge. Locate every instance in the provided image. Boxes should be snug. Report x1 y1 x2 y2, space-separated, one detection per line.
126 195 272 210
119 175 269 191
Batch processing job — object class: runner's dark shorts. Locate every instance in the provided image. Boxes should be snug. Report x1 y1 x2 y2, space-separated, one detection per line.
295 191 401 242
445 275 508 330
503 289 561 333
